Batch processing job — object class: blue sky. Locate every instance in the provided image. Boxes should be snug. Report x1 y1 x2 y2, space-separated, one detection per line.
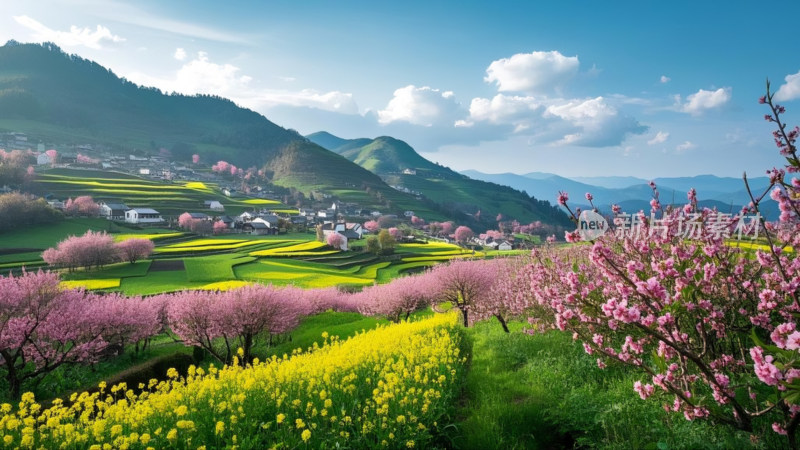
2 0 799 178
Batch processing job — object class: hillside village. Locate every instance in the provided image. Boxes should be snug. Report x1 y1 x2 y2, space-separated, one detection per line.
1 131 543 250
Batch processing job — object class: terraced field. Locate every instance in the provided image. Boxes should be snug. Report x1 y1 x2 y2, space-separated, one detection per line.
0 169 508 292
30 168 295 216
8 223 483 293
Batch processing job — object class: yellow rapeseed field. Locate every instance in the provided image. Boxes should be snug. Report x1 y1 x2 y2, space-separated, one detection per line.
59 279 121 290
249 241 329 256
0 313 466 449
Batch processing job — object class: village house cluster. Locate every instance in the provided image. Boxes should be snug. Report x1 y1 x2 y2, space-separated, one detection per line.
3 132 526 251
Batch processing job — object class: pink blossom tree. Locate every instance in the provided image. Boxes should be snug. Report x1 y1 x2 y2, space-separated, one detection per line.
388 227 404 241
454 225 474 246
64 195 100 217
363 220 380 233
523 83 800 445
178 212 195 229
357 275 436 322
472 258 531 332
428 259 499 327
211 160 230 173
326 232 346 250
178 212 212 235
167 285 308 364
42 230 119 271
116 238 155 264
91 293 162 356
439 221 454 236
192 154 200 164
213 220 228 235
485 229 504 241
44 149 57 166
411 215 425 227
0 271 127 398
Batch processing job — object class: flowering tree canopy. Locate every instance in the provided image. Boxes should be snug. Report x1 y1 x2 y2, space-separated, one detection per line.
522 82 800 445
326 232 346 250
0 271 139 398
116 238 155 264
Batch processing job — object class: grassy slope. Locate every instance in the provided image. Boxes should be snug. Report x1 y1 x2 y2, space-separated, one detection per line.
453 320 782 450
0 217 115 249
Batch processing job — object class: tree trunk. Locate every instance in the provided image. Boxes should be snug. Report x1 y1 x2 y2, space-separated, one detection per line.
495 314 510 333
462 308 469 327
4 358 21 399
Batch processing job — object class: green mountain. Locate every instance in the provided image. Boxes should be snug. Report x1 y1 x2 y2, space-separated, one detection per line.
306 132 571 228
0 41 431 215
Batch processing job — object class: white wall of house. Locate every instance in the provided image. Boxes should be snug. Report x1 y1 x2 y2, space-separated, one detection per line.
125 209 163 224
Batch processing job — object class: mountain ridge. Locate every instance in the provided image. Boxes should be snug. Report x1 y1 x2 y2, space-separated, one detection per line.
307 132 572 228
0 41 439 217
461 169 778 219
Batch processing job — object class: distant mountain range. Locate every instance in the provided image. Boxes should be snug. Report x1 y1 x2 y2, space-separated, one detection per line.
461 170 780 220
306 132 572 228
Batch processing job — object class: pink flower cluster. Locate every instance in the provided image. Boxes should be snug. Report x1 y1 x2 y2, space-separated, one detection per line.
521 83 800 443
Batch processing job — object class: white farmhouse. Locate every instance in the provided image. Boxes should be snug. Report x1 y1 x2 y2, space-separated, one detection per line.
204 200 225 211
125 208 163 224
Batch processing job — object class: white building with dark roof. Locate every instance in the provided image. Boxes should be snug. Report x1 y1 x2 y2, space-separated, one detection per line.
125 208 163 224
99 202 129 221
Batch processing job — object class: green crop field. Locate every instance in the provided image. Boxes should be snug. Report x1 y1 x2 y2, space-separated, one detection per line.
30 168 295 217
184 254 257 282
4 216 485 294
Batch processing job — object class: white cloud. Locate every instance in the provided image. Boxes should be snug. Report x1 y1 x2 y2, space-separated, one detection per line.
676 141 695 152
13 15 124 49
377 85 463 126
172 51 252 96
174 48 187 61
465 94 541 125
680 87 731 115
546 97 614 122
774 70 800 101
252 89 359 114
647 131 669 145
484 50 579 93
660 75 671 83
544 96 647 147
125 51 358 114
